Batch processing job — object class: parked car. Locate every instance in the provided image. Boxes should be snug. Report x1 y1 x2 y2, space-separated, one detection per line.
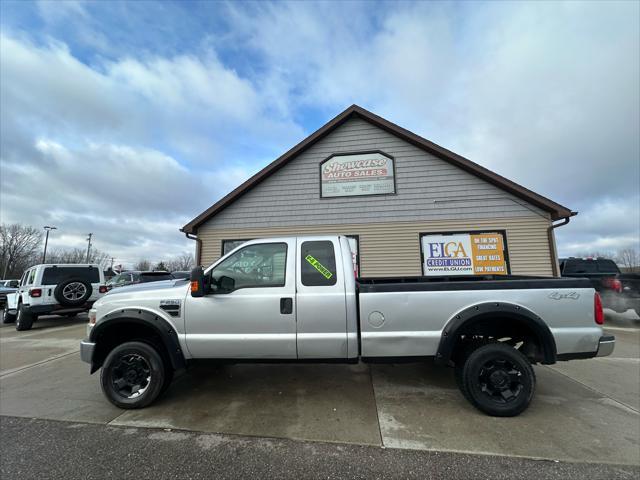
1 279 19 288
3 264 107 330
0 285 18 311
106 271 174 290
81 236 613 416
559 257 640 315
170 271 191 280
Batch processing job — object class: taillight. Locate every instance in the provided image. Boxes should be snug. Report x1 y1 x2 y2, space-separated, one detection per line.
602 277 623 293
594 292 604 325
88 310 97 325
98 285 108 294
29 288 42 298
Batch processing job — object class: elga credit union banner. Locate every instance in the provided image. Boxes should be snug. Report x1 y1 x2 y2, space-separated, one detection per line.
422 233 508 276
321 152 395 197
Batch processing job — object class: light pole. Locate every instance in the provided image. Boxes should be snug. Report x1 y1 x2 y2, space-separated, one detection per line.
42 226 57 263
86 233 93 263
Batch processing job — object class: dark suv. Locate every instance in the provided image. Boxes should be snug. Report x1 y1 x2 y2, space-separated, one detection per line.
559 258 640 314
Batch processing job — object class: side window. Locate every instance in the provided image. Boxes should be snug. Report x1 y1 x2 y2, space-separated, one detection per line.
27 269 37 285
211 242 287 290
301 241 337 287
19 271 28 287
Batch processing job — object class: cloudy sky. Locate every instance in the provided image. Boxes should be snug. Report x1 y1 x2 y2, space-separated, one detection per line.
1 1 638 267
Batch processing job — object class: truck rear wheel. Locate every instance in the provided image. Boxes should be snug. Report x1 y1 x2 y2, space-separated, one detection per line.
460 343 535 417
100 341 166 409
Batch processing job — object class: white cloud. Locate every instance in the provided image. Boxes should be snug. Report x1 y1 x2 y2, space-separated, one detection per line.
1 1 638 263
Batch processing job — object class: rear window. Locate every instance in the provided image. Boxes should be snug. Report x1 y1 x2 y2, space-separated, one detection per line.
139 272 173 283
42 266 100 285
301 241 337 287
563 259 620 275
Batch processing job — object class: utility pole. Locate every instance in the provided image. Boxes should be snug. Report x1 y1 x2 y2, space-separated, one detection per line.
42 226 57 263
86 233 93 263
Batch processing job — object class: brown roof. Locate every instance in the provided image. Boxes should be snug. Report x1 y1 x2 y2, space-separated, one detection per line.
182 104 574 233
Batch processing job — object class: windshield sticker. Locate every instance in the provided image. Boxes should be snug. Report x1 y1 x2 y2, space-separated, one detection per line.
305 255 333 279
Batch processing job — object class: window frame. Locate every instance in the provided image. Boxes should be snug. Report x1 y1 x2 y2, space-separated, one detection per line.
300 240 338 287
221 239 254 257
209 242 288 293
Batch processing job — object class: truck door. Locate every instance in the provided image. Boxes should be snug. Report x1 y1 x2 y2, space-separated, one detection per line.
296 238 348 358
184 239 297 359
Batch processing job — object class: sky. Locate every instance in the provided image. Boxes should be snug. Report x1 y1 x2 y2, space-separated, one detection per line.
0 0 638 268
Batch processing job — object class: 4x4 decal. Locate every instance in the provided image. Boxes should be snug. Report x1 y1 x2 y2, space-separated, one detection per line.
305 255 333 280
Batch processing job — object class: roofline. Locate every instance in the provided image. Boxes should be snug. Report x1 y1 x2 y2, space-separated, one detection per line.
182 105 574 233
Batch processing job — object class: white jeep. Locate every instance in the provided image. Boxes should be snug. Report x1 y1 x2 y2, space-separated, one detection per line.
3 264 107 331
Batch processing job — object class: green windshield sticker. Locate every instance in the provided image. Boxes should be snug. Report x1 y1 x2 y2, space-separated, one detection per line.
305 254 333 279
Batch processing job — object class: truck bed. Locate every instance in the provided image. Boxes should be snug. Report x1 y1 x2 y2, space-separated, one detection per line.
357 275 592 292
356 274 597 358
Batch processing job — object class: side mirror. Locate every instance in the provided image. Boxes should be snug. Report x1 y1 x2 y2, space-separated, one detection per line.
218 275 235 293
190 267 207 297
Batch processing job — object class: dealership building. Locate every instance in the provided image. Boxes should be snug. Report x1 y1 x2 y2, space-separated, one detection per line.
182 105 575 278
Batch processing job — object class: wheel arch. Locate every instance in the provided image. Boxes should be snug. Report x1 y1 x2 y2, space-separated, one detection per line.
436 302 557 366
89 309 186 374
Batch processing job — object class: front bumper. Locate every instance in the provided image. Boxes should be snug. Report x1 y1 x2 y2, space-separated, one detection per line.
596 335 615 357
80 340 95 364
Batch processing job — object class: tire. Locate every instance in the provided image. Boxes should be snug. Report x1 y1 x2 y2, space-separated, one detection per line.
100 341 166 409
460 343 536 417
2 303 16 324
54 278 92 307
15 303 34 331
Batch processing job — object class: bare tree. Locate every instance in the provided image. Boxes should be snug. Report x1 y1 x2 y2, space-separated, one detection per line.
0 224 43 278
135 259 151 271
617 247 640 272
165 252 195 272
46 247 111 268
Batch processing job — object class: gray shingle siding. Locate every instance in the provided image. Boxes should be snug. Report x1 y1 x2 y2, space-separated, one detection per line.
204 117 548 229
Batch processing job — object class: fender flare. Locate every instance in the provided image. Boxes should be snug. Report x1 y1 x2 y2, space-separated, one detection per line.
436 302 557 365
89 308 186 373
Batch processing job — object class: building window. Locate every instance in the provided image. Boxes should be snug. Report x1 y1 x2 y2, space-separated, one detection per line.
221 239 253 256
301 241 337 287
419 230 510 276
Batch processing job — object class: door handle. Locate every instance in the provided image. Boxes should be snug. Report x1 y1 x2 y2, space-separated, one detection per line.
280 297 293 314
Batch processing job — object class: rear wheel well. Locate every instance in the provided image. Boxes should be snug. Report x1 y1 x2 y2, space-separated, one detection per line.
451 315 548 365
92 321 172 373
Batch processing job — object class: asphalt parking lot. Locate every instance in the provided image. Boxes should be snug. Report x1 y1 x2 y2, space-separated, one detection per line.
1 311 639 477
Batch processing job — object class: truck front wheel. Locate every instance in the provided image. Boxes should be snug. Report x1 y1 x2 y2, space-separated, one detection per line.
100 341 166 409
460 343 536 417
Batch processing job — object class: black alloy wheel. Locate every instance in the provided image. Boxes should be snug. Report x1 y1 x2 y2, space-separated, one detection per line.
460 342 536 417
100 342 165 409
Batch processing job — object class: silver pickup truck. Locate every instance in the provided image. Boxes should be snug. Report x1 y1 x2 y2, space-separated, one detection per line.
81 235 614 416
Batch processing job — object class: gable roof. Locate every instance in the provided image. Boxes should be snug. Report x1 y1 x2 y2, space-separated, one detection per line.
182 104 574 233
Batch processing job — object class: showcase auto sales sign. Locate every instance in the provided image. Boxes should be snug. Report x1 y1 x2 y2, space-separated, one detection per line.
422 233 508 276
320 152 395 197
